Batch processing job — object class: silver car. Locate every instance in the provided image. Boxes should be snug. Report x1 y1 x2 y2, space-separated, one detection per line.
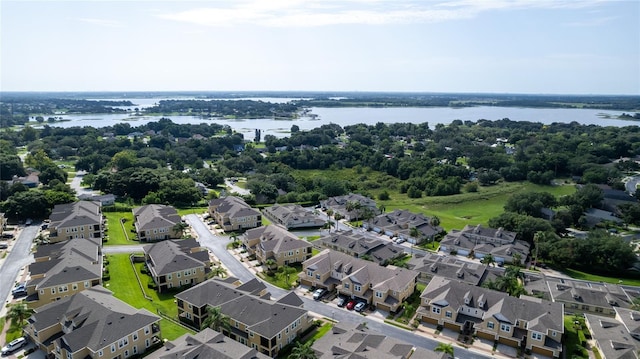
2 337 26 355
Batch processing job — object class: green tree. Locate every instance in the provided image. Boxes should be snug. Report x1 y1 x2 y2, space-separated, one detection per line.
209 265 228 278
6 303 34 327
435 342 454 358
201 306 231 333
172 222 189 238
481 254 496 267
290 340 317 359
111 150 137 170
264 258 277 273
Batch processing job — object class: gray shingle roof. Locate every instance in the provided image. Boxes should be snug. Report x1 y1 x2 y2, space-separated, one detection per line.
146 328 270 359
133 204 181 230
209 196 260 219
585 308 640 359
49 201 102 230
28 286 159 352
144 239 209 275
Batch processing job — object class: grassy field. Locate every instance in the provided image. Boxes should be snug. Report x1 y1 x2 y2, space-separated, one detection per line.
103 254 193 340
563 315 589 359
564 268 640 287
104 211 136 245
177 206 208 216
259 264 302 290
292 168 576 231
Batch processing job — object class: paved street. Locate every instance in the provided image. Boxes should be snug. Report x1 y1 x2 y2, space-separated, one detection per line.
184 214 491 359
0 225 38 315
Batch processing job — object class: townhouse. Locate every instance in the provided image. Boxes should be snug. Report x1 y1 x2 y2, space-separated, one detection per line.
406 252 488 286
364 209 444 244
146 328 270 359
299 249 419 312
585 307 640 359
25 237 102 308
208 196 262 232
320 193 379 221
47 201 103 243
317 230 405 265
24 286 161 359
546 276 633 316
418 276 564 358
242 225 312 267
133 204 183 242
175 278 313 358
312 321 447 359
439 224 529 265
143 238 211 292
261 204 325 229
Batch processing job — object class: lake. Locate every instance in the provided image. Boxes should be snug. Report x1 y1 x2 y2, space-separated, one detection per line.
45 104 637 138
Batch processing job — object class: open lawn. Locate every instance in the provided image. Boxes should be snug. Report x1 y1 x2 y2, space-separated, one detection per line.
564 315 589 359
176 206 208 216
259 264 302 290
292 168 576 231
563 268 640 287
103 254 193 340
104 211 136 245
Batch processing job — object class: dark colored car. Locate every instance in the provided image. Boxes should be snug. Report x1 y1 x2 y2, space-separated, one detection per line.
346 300 356 310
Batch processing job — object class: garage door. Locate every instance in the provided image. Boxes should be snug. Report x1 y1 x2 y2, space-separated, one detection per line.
498 337 519 347
532 345 555 357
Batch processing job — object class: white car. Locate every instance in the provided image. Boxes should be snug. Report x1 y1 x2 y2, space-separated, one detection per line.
313 288 327 300
2 337 26 355
354 302 367 312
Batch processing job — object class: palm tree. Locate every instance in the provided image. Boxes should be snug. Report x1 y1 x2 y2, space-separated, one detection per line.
511 253 522 267
290 340 317 359
360 207 375 228
7 303 34 327
334 213 343 231
481 254 496 267
378 204 386 214
172 222 189 238
265 258 277 273
201 306 231 333
435 342 454 358
209 265 228 278
409 227 421 243
431 215 441 227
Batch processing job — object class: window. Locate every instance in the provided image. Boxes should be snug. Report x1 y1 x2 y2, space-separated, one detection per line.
145 339 150 348
118 338 129 348
344 283 349 289
40 289 44 294
84 281 89 288
552 331 557 337
177 272 181 278
500 324 511 332
445 311 452 318
133 333 138 341
133 346 137 354
487 322 495 329
111 344 116 353
52 288 56 294
98 350 103 357
354 284 361 292
315 274 320 279
72 284 78 290
167 274 172 280
375 291 383 298
432 306 441 314
145 326 150 335
278 333 281 339
67 353 72 359
532 332 543 341
125 350 129 358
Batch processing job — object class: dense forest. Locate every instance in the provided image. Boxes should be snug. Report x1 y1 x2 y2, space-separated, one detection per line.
1 94 640 275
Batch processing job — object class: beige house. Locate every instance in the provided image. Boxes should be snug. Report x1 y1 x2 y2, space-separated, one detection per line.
208 196 261 232
133 204 182 242
25 237 102 308
24 286 161 359
418 276 564 358
261 204 324 229
146 328 270 359
585 307 640 359
176 278 312 358
547 276 633 316
143 238 210 292
47 201 104 243
242 225 312 267
299 249 419 312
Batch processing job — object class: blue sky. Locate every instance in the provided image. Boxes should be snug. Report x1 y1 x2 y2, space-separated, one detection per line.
2 0 639 94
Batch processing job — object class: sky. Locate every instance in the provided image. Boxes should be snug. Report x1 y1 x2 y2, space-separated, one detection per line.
1 0 639 94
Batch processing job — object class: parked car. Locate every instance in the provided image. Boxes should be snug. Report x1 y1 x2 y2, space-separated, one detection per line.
346 300 356 310
1 233 14 239
396 238 407 244
1 337 26 355
313 288 327 300
12 282 26 296
336 296 347 307
25 218 32 225
354 301 367 312
0 242 7 249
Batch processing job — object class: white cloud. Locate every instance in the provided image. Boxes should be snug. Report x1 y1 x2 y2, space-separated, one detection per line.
157 0 607 28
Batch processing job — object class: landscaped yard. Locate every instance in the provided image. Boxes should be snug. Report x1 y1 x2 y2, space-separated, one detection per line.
563 315 589 359
103 211 136 245
103 253 193 340
259 264 302 290
563 268 640 287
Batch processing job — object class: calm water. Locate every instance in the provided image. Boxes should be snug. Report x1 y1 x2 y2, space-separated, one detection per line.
45 103 637 138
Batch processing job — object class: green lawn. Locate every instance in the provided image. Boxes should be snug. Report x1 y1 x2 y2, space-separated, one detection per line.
177 206 208 216
103 254 193 340
564 315 589 358
259 265 302 290
305 322 332 342
563 268 640 287
104 211 136 245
